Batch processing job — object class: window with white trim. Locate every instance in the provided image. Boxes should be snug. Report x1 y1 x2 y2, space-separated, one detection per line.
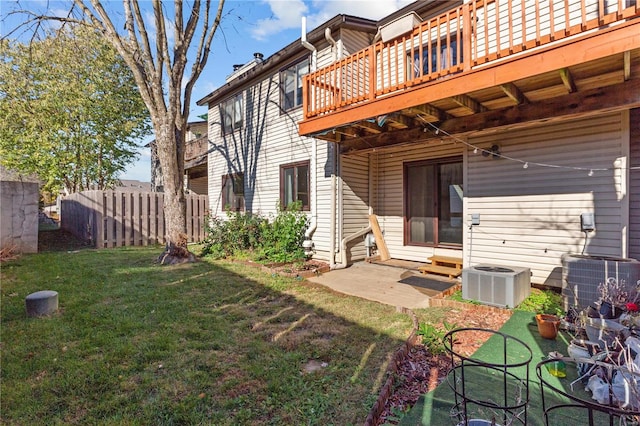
222 173 244 211
281 59 309 111
221 93 243 135
280 161 310 211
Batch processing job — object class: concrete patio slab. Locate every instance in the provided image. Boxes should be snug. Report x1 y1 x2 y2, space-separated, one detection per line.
306 261 457 309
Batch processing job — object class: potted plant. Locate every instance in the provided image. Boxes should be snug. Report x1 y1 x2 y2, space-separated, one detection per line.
536 313 561 339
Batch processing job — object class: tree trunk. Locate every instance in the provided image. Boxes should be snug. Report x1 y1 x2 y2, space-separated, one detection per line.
154 118 195 265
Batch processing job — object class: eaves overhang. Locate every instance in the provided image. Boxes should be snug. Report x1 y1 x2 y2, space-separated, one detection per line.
196 14 378 107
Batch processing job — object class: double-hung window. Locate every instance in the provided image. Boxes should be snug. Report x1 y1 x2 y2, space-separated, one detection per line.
404 158 463 246
281 59 309 111
280 161 310 211
221 93 243 135
222 173 244 212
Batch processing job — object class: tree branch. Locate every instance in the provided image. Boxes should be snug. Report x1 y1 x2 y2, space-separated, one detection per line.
183 0 224 118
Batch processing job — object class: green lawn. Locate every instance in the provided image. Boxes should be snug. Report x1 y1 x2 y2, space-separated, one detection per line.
1 246 418 425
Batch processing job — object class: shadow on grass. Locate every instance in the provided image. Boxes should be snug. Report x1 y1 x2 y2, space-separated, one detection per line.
1 247 412 425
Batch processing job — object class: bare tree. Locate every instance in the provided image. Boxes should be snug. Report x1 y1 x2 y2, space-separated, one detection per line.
9 0 225 263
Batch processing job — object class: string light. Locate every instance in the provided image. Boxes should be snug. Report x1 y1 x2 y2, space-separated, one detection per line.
413 119 629 174
313 119 636 174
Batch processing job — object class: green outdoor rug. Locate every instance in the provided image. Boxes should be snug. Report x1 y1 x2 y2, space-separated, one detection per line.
400 310 585 426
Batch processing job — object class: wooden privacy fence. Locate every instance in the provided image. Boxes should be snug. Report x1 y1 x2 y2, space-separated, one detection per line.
61 191 208 248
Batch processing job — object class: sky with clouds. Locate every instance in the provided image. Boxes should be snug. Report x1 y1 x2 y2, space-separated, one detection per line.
2 0 414 182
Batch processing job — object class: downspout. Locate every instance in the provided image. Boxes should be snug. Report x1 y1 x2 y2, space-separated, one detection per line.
301 17 317 71
332 225 373 270
302 17 318 250
330 170 337 269
324 28 343 60
304 138 317 240
305 26 340 244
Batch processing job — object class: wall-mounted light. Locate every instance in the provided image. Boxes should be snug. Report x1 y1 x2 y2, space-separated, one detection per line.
482 144 501 159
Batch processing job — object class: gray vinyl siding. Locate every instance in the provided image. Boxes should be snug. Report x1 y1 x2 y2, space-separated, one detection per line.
372 141 465 262
340 153 370 262
465 112 627 286
207 29 375 263
339 29 374 56
629 108 640 260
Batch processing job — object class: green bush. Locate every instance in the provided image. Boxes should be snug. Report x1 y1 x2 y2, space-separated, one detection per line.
257 202 309 263
515 288 564 316
201 210 265 259
201 202 309 264
416 320 457 355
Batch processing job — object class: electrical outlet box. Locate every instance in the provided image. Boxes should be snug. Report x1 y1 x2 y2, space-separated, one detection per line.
581 212 595 232
471 213 480 226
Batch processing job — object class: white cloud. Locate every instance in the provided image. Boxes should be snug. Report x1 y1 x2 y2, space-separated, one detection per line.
250 0 309 41
250 0 415 40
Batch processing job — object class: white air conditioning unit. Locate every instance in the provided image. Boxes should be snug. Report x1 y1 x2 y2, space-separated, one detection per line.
562 254 640 311
379 12 422 42
462 265 531 308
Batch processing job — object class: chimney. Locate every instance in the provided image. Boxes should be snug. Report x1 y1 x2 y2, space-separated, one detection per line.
253 52 264 61
233 64 243 71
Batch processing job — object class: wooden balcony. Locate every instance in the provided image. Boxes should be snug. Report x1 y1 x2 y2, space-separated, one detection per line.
299 0 640 147
184 136 208 179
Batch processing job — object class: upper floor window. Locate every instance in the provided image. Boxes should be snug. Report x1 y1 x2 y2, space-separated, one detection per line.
221 93 243 135
222 172 244 212
411 37 463 78
280 161 310 211
281 59 309 111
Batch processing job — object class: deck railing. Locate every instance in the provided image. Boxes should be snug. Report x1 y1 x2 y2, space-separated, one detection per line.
303 0 640 120
185 136 208 162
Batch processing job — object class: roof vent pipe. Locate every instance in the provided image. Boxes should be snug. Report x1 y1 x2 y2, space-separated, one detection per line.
253 52 264 61
301 17 317 71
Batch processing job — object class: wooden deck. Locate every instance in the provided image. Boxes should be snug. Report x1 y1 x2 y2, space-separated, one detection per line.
299 0 640 146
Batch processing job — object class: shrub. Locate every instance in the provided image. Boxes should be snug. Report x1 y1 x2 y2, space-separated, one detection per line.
201 210 265 259
417 321 457 355
201 202 309 264
515 288 564 316
257 202 309 263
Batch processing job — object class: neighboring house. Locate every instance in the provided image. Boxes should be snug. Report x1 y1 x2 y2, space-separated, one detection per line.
198 0 640 288
116 179 151 192
149 120 208 194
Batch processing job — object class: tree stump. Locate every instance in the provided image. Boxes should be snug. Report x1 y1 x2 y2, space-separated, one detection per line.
25 290 59 317
157 234 196 265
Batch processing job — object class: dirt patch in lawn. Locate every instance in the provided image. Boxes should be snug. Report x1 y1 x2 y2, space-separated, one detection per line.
38 228 93 252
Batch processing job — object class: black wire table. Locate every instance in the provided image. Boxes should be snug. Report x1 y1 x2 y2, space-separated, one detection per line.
444 328 533 426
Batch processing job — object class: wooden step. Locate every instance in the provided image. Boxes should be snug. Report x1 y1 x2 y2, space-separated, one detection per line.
428 255 463 270
418 264 462 278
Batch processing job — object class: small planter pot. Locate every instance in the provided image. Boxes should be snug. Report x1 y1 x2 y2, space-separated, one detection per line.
599 301 615 319
536 314 561 340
